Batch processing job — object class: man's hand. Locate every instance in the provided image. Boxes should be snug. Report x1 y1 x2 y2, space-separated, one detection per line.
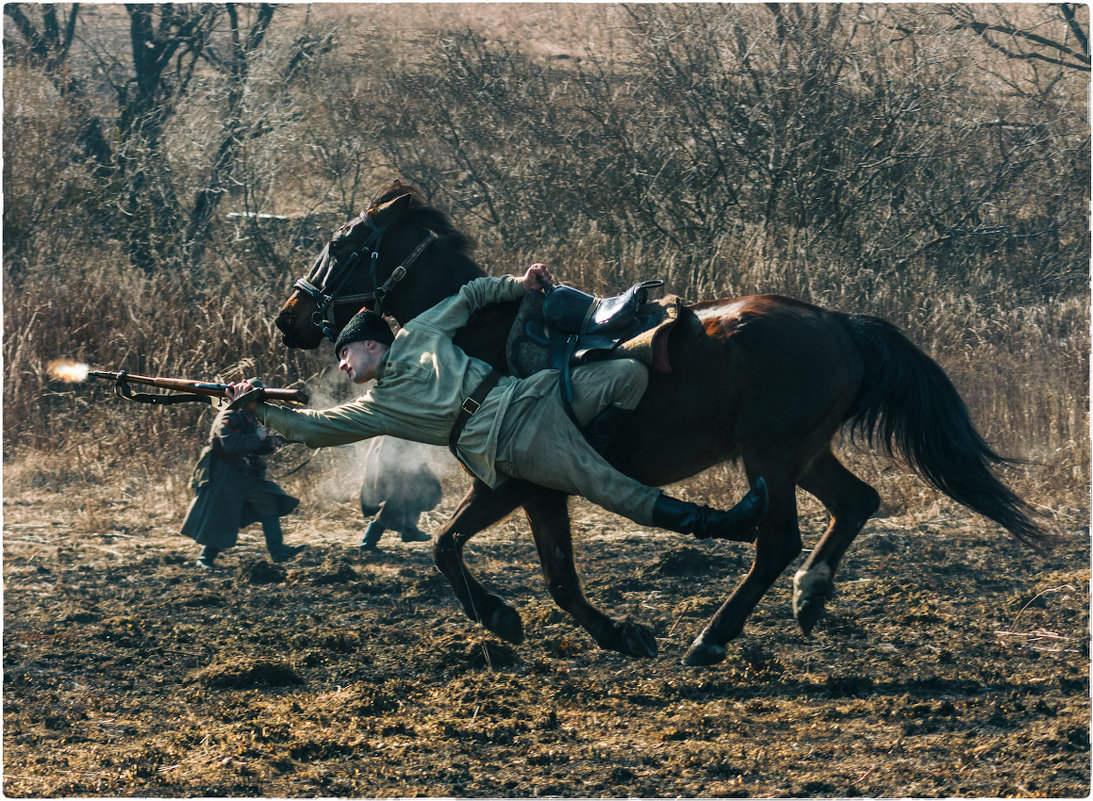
225 380 255 404
522 263 554 292
256 426 285 445
226 380 262 412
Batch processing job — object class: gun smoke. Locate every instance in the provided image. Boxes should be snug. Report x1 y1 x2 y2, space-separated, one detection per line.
297 365 460 507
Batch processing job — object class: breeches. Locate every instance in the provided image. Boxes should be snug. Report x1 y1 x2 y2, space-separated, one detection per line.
565 357 648 424
494 359 660 525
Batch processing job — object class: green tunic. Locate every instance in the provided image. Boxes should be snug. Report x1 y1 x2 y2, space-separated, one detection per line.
256 275 660 525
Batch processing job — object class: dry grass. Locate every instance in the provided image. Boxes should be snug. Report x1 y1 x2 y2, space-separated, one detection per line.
3 7 1088 797
3 2 1087 570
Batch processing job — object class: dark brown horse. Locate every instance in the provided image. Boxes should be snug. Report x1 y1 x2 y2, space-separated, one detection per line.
275 182 1050 666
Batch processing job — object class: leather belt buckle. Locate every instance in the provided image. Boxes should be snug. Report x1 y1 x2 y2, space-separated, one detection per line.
460 396 482 415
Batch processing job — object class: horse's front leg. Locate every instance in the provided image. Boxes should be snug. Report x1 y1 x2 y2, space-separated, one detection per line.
523 490 658 659
432 478 529 645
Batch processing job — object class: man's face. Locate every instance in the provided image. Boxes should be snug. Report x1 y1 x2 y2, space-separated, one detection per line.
338 340 385 384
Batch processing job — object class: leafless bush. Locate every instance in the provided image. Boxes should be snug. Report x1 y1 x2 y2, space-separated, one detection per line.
4 3 1087 511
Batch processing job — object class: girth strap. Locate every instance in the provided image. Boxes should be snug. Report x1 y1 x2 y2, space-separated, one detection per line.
448 369 502 466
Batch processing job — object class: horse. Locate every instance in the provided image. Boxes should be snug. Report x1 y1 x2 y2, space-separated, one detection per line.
274 181 1050 666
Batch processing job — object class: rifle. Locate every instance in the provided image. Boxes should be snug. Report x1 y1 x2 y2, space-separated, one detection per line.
87 369 309 409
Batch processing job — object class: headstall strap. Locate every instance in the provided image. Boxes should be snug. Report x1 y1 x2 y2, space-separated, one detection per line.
294 215 437 339
373 230 438 312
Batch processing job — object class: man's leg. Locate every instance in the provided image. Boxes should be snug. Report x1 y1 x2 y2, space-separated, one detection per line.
360 499 387 554
494 389 767 541
360 499 430 555
569 359 647 453
197 546 220 569
568 359 648 424
360 522 385 553
262 515 305 563
380 497 431 543
244 483 305 563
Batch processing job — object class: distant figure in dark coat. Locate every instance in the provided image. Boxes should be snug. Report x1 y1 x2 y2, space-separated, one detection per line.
180 385 304 569
357 437 441 554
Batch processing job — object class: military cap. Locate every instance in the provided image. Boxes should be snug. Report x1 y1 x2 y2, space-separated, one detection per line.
334 308 395 355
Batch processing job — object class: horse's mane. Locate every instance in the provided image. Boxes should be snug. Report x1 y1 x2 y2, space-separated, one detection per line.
370 181 482 281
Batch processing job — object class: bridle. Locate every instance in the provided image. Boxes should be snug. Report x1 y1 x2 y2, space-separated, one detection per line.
292 211 437 341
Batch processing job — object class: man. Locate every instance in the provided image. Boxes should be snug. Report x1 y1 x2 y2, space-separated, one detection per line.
181 381 305 568
227 265 767 541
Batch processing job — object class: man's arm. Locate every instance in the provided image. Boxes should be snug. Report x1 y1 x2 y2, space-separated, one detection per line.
215 410 272 455
224 383 386 449
253 399 388 449
412 264 555 338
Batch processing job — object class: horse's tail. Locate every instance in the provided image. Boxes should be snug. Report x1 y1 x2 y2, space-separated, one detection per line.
841 313 1051 551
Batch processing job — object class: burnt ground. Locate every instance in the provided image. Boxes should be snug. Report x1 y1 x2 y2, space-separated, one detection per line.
3 475 1089 798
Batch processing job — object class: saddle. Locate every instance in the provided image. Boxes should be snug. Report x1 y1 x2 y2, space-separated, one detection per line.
505 279 685 420
542 280 664 338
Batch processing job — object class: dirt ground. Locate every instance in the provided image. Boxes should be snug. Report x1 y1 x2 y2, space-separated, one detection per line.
3 466 1089 798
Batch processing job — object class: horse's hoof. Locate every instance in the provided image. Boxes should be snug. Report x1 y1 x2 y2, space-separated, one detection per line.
792 566 834 635
483 602 525 645
682 640 727 666
793 598 826 635
613 621 658 659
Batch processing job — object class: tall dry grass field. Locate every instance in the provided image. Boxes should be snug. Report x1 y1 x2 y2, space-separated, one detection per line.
4 3 1088 533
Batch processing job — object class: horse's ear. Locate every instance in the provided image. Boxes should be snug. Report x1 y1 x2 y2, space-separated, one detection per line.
371 192 413 225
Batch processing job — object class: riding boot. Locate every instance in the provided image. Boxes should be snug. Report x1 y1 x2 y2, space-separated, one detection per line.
263 516 305 563
399 526 431 543
359 520 384 554
582 406 634 455
651 478 769 543
197 546 220 569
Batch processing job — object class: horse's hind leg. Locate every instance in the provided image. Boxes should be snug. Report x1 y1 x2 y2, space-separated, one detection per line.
523 490 658 659
433 478 530 645
792 448 881 634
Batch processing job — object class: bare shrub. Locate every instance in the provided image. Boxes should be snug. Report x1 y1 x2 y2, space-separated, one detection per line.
4 4 1087 515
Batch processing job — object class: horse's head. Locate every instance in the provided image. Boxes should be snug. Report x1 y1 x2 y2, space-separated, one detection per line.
275 181 481 349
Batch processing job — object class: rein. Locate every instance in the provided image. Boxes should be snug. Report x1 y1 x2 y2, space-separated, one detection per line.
293 212 437 341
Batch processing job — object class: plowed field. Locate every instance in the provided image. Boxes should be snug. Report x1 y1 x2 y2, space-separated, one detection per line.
3 474 1089 797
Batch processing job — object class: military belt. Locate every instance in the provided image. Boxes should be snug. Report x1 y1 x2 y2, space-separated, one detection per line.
448 369 503 465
